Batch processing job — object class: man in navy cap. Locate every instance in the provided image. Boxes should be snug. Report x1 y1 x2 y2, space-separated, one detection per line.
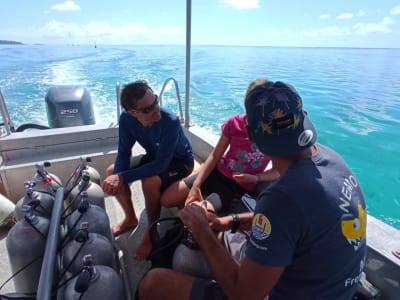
139 81 367 300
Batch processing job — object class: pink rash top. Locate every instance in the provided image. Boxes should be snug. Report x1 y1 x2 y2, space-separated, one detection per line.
217 114 271 191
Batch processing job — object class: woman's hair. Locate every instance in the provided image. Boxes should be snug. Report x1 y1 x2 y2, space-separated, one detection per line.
245 77 269 98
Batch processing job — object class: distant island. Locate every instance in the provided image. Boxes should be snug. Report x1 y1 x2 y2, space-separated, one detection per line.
0 40 23 45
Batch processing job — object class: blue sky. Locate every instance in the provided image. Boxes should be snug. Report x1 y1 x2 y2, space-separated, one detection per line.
1 0 400 48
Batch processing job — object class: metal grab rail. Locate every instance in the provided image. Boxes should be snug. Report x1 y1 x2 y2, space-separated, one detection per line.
116 82 121 124
159 77 184 123
0 89 15 135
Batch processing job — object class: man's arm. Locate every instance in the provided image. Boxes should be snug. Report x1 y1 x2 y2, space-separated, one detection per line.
179 204 284 300
209 212 254 233
113 113 136 174
186 134 230 205
120 118 181 183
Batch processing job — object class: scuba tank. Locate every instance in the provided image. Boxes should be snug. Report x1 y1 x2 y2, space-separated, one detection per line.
30 162 63 195
65 157 101 192
172 227 213 279
61 255 124 300
62 222 115 277
171 193 219 278
65 192 113 242
205 193 222 213
13 180 55 221
148 217 185 269
68 171 105 211
6 207 50 293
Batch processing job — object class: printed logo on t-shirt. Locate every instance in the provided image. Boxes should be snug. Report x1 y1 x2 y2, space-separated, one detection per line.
338 174 367 251
341 202 367 251
344 259 365 288
251 213 272 240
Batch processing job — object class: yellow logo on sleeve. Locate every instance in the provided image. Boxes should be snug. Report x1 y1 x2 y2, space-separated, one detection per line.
252 213 272 240
342 203 367 245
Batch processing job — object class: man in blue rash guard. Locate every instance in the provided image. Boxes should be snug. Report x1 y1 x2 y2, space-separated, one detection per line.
102 80 194 259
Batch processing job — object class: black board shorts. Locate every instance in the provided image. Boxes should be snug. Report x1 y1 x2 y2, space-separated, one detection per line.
130 154 194 191
190 278 227 300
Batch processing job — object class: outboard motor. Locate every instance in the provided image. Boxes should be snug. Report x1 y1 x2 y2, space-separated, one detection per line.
46 85 95 128
61 255 124 300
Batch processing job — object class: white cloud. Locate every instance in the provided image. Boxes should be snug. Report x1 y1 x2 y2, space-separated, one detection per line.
337 13 354 20
299 17 394 38
51 1 80 11
353 17 394 34
391 5 400 15
300 26 352 37
219 0 260 9
0 20 184 45
319 14 330 19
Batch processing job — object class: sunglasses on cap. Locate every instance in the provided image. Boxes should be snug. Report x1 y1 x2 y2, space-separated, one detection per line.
131 95 159 114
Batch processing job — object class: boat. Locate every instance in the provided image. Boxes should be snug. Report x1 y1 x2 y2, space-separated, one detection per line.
0 1 399 299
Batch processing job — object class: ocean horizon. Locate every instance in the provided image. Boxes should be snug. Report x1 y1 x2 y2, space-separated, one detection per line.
2 40 400 49
1 44 399 229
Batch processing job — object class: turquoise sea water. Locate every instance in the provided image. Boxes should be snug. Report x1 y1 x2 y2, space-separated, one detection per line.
0 44 399 229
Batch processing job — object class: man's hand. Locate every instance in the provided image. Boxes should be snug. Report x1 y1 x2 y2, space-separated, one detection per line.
179 202 213 241
101 173 123 195
209 215 233 232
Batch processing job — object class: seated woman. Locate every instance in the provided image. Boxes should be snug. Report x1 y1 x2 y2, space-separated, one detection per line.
160 78 279 215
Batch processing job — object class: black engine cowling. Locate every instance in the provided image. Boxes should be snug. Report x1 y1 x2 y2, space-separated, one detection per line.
45 85 95 128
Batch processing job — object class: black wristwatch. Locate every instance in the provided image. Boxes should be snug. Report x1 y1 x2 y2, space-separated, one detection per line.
230 213 240 233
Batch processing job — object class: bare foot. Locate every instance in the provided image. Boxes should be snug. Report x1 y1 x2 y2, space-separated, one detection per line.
134 229 152 260
112 218 138 237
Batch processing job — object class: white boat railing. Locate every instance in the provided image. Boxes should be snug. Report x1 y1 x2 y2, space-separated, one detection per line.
116 82 122 124
159 77 184 124
0 88 15 136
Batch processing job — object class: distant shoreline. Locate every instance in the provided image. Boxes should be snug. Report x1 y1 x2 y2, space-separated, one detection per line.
0 40 23 45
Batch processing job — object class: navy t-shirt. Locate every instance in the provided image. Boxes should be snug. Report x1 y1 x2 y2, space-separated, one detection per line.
246 144 367 300
113 107 194 183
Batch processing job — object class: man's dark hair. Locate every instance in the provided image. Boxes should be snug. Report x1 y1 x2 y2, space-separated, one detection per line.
120 80 153 111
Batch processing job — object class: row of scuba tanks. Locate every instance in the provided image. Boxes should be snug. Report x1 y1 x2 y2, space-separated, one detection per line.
3 157 218 299
3 158 125 300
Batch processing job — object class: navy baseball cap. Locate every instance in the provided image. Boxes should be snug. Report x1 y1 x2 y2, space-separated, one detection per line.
245 81 317 156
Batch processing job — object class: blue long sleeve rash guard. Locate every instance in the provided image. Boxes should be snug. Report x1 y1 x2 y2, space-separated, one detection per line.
113 107 194 184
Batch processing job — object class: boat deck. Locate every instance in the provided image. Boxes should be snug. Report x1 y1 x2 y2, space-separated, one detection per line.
106 184 180 300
